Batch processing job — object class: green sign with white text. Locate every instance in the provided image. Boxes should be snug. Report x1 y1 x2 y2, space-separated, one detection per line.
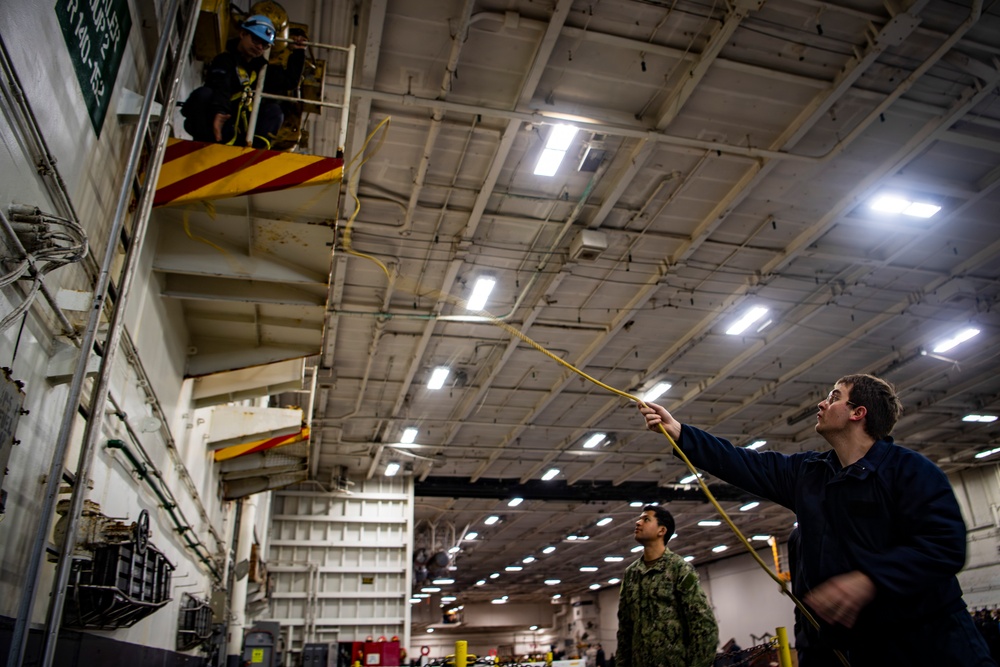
55 0 132 136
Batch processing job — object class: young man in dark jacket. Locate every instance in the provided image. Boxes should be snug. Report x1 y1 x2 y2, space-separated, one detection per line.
638 373 995 667
182 15 305 149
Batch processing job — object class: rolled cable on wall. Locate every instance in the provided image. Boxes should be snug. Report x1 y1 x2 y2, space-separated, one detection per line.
0 204 84 337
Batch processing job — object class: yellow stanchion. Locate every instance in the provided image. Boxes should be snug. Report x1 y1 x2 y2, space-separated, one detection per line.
456 641 468 667
776 627 793 667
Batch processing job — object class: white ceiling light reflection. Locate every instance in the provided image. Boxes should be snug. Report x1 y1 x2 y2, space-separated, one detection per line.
932 327 979 353
726 306 769 336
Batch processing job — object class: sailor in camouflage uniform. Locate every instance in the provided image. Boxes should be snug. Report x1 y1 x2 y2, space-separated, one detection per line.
617 505 718 667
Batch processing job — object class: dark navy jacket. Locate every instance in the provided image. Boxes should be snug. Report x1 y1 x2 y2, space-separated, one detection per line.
676 424 968 648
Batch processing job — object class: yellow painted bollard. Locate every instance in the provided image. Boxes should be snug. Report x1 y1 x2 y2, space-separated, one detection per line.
456 640 468 667
546 651 553 667
776 626 793 667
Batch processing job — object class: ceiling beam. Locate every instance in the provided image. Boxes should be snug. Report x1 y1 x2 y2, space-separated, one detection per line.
415 476 752 503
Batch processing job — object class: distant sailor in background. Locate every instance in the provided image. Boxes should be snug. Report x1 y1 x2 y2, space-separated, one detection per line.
616 505 718 667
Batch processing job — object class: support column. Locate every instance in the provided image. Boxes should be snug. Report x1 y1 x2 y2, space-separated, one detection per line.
227 494 258 667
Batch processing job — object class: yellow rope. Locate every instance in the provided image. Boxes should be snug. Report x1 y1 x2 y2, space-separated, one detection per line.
341 116 393 283
333 114 847 663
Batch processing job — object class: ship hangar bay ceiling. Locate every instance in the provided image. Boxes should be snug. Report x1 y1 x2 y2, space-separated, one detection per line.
164 0 1000 608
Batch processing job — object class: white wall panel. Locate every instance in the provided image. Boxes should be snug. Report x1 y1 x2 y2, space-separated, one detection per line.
264 477 413 662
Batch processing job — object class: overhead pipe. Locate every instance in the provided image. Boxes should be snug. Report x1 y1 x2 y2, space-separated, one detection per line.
366 0 577 455
398 0 478 236
528 0 988 485
337 0 984 167
24 1 201 665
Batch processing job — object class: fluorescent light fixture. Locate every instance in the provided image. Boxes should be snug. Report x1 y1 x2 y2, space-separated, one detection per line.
522 556 536 564
384 462 400 477
932 327 980 353
428 366 450 389
903 202 940 217
413 593 430 598
489 572 500 579
476 580 486 586
580 566 599 572
740 501 760 512
467 277 496 311
683 555 695 562
508 497 524 507
427 628 435 633
869 194 941 218
441 596 457 602
679 473 703 484
401 427 418 444
534 149 565 176
604 556 623 562
608 578 620 584
491 598 507 604
631 545 643 553
484 515 500 525
409 598 422 604
583 433 607 449
589 583 602 590
566 535 579 541
629 501 644 507
596 517 613 526
642 381 672 402
726 306 769 336
546 124 578 150
752 534 771 541
505 566 523 572
552 594 562 600
464 532 478 540
756 319 773 333
747 440 766 450
870 195 910 213
963 414 998 423
530 625 538 631
432 578 454 585
421 587 441 593
533 125 578 176
698 520 721 527
544 579 561 585
670 532 678 540
712 544 729 553
542 468 560 481
975 447 1000 459
542 546 556 554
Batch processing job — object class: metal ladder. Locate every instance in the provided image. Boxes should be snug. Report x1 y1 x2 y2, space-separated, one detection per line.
6 0 203 665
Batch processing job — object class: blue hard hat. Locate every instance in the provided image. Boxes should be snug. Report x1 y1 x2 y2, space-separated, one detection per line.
241 15 276 45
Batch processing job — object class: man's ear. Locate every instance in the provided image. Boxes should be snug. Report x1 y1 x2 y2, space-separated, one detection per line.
850 405 867 422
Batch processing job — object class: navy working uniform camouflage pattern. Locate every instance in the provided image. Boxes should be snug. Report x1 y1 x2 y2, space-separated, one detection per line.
617 550 718 667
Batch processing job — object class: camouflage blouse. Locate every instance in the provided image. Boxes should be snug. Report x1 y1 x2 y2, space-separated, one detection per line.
616 550 718 667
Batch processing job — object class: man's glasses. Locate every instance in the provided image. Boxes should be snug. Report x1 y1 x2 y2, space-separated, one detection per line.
825 391 857 408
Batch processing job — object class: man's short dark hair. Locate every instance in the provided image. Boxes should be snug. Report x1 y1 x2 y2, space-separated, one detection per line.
643 504 674 544
837 373 902 440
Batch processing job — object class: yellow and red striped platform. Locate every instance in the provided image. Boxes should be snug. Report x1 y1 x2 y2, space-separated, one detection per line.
213 426 311 462
153 138 343 207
